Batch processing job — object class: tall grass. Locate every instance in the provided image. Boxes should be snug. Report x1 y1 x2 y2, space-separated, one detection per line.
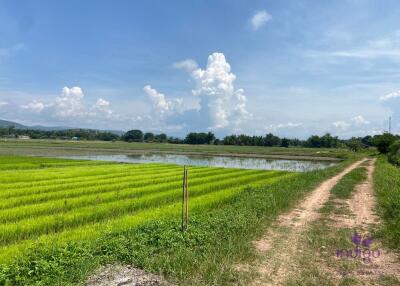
373 156 400 250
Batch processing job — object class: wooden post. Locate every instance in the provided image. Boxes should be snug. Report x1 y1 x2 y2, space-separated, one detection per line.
181 165 189 232
185 167 189 229
182 165 186 232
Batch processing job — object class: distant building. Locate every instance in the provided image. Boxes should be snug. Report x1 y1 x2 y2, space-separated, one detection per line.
18 135 30 140
71 137 79 141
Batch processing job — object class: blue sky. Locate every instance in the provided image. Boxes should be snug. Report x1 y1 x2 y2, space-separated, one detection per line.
1 0 400 138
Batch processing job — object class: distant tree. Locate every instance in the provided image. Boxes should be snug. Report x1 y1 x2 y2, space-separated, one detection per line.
304 133 340 148
223 135 237 145
346 137 363 152
144 132 155 142
185 132 215 144
123 129 143 142
373 133 397 154
154 133 168 142
264 133 281 147
281 138 290 148
361 135 373 147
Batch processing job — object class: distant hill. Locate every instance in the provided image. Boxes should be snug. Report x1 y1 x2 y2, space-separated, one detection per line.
0 119 26 129
0 119 124 135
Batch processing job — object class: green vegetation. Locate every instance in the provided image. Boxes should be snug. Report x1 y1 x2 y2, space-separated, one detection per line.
330 167 367 199
372 133 397 154
0 123 379 151
0 155 357 285
374 156 400 250
388 140 400 165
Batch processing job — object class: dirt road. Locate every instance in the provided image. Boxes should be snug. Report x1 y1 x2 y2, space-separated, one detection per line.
241 158 399 285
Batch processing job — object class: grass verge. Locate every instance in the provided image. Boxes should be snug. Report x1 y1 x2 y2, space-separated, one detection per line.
373 156 400 251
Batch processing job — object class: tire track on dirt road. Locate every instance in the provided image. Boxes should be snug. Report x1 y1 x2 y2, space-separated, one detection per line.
246 158 368 286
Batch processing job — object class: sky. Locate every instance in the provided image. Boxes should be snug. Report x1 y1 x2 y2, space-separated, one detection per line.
1 0 400 138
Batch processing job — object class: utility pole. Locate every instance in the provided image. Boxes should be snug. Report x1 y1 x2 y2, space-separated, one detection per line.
389 116 392 134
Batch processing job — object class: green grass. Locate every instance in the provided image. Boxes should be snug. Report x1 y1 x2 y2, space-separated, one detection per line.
0 154 359 285
373 156 400 250
330 166 367 199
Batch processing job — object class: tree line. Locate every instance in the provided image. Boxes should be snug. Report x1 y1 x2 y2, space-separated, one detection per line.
1 126 398 152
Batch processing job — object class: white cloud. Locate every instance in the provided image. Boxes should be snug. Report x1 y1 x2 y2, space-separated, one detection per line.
144 85 183 117
267 122 303 131
172 59 198 72
251 10 271 30
93 98 114 118
95 98 110 108
191 52 251 129
332 121 350 129
20 100 46 113
144 52 251 132
379 90 400 101
351 115 369 125
53 87 85 118
0 101 8 107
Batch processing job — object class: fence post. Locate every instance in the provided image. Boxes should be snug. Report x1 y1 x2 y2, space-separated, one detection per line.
182 165 186 232
185 167 189 229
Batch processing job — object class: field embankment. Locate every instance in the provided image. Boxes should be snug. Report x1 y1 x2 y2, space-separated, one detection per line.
0 139 348 160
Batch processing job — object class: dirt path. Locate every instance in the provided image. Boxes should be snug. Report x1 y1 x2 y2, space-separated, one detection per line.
249 159 368 285
349 159 379 227
329 159 400 282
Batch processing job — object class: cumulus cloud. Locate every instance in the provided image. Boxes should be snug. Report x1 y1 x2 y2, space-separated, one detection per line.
251 10 271 30
145 52 251 132
20 100 46 113
379 90 400 101
144 85 183 117
351 115 369 125
53 86 85 118
191 52 251 129
93 98 114 118
13 86 122 128
172 59 198 72
332 121 350 129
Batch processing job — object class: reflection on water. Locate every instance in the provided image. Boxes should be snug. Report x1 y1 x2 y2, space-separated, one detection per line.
62 154 337 172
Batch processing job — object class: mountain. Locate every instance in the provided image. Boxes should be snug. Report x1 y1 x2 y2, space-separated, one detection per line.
0 119 124 135
0 119 26 129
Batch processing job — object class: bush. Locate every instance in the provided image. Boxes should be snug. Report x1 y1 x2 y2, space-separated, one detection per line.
388 140 400 165
372 133 396 154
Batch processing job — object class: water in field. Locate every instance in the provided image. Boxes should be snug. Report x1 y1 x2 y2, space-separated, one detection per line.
62 154 338 172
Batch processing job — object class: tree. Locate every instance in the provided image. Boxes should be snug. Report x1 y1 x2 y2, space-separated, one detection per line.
184 132 215 144
281 138 290 148
372 133 396 154
144 132 154 142
264 133 281 147
123 130 143 142
361 135 373 147
388 140 400 165
154 133 167 142
346 137 363 152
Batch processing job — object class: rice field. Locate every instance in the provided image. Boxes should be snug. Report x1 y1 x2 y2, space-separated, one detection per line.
0 155 296 263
